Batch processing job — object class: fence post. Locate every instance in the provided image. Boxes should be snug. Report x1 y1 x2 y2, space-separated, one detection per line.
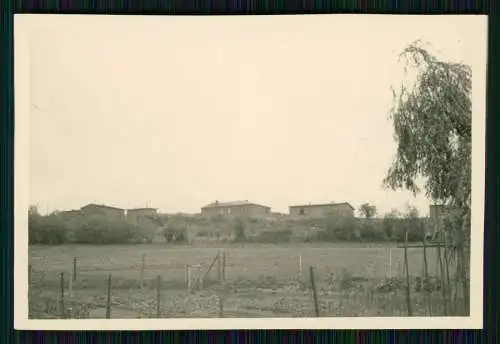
59 272 65 319
299 254 303 278
69 271 73 300
388 248 392 277
73 257 77 282
309 266 320 317
403 232 413 316
437 243 448 315
156 275 161 318
186 264 192 292
140 254 146 290
106 274 112 319
217 250 222 284
219 296 224 318
422 238 432 315
222 252 226 282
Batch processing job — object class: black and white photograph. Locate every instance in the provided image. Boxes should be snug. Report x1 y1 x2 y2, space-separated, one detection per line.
14 14 486 329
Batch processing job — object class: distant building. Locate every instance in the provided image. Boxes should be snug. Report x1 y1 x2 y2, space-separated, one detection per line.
80 203 125 220
59 209 83 219
201 200 271 219
289 202 355 219
127 207 158 222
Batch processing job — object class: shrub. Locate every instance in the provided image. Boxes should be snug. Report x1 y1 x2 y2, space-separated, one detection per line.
254 229 292 243
73 216 134 244
232 218 246 242
28 214 67 245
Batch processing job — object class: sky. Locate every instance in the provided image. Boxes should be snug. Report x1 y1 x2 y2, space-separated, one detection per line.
26 15 484 216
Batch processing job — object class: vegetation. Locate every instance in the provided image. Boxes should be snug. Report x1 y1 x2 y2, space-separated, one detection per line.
383 40 471 242
359 203 377 219
382 41 472 313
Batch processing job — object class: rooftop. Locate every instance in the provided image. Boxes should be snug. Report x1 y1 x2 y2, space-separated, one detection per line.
289 202 355 210
202 200 270 209
127 208 158 212
81 203 125 211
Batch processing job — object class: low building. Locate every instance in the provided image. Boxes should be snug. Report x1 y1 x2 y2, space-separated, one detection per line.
80 203 125 220
127 207 158 223
289 202 355 219
201 200 271 219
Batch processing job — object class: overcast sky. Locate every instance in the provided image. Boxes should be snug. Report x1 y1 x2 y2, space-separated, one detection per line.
26 15 483 216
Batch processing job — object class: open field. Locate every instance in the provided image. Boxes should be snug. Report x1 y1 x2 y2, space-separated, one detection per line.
28 243 467 318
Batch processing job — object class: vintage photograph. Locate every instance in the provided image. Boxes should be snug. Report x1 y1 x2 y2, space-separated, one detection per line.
15 14 486 329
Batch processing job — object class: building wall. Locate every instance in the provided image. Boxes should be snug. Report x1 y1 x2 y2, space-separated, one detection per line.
127 209 157 223
289 203 354 219
81 205 125 221
201 204 271 219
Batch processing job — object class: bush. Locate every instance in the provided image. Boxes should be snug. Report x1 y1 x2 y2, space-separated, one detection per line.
254 229 292 243
29 214 67 245
232 218 246 242
73 216 134 244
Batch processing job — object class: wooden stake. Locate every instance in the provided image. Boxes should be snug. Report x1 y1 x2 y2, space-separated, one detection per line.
222 252 226 281
217 251 222 284
106 274 111 319
299 255 303 277
140 254 145 290
156 275 161 318
309 266 320 317
59 272 65 319
460 246 470 315
219 296 224 318
390 248 393 277
68 271 73 300
186 265 192 292
422 238 432 315
73 257 77 282
403 232 413 316
437 243 448 315
201 251 220 286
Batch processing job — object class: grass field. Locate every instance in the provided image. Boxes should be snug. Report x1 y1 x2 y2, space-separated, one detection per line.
28 243 467 319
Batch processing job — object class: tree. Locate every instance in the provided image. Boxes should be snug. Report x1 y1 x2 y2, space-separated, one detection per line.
383 41 471 308
359 203 377 218
382 40 471 244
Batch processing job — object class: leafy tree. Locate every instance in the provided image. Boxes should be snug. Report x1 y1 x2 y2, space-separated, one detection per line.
359 203 377 218
382 208 402 239
232 218 246 242
382 40 471 245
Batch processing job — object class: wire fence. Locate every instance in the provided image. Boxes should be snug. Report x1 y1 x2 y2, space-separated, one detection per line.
28 240 469 319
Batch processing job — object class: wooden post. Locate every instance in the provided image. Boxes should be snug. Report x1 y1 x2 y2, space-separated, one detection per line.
140 254 145 290
422 238 432 315
299 255 303 277
28 264 32 285
437 243 448 315
156 275 161 318
59 272 65 319
186 264 192 292
201 251 220 286
106 274 112 319
309 266 320 317
388 248 393 277
68 271 73 300
219 296 224 318
460 245 470 315
73 257 77 282
217 251 222 284
443 237 453 314
403 232 413 316
222 252 226 282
